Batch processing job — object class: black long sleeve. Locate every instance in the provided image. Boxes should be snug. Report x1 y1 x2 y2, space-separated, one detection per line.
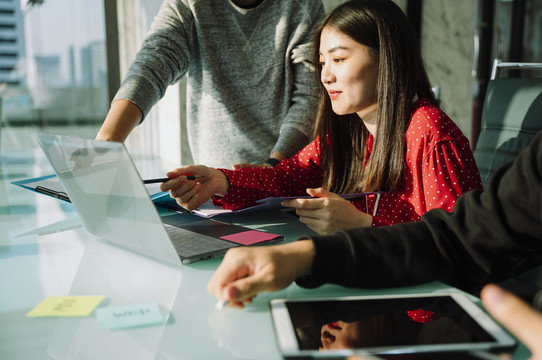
297 131 542 294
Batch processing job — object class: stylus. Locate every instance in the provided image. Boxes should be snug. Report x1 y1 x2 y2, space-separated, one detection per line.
215 300 229 310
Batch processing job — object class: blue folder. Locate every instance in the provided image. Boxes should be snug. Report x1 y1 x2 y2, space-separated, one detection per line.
12 175 383 218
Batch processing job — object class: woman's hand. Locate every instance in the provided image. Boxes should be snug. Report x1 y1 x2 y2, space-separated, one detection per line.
281 188 373 235
207 240 315 308
160 165 229 210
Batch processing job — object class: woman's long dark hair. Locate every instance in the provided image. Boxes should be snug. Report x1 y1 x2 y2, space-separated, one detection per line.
313 0 436 193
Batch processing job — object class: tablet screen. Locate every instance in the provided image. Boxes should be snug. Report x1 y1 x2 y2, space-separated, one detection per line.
283 295 495 351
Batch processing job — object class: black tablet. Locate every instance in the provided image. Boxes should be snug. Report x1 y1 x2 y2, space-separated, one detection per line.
269 292 516 359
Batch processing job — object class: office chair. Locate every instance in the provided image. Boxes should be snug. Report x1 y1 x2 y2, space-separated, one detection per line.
473 60 542 303
473 59 542 187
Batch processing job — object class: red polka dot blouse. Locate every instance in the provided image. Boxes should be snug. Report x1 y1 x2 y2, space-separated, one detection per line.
213 99 482 227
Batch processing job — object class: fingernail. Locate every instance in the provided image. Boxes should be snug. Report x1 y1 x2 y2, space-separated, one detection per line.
483 284 507 308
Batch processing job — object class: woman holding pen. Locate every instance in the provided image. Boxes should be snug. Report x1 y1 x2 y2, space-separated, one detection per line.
161 0 481 235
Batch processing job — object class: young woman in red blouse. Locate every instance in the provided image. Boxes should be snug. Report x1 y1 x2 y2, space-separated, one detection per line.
161 0 481 235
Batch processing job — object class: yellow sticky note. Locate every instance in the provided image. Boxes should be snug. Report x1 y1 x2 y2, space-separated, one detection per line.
27 296 105 317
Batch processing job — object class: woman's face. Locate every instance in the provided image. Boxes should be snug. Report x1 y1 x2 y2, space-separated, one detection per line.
319 321 365 350
319 26 379 120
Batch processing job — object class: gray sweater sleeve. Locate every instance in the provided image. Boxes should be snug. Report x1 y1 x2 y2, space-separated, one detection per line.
113 0 194 119
271 4 325 158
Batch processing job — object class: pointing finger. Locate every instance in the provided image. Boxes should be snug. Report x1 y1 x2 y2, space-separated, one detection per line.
481 284 542 354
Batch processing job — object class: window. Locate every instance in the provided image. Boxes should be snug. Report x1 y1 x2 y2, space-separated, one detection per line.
0 0 108 148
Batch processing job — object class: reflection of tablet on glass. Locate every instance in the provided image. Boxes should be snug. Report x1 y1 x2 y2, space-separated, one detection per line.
269 293 516 359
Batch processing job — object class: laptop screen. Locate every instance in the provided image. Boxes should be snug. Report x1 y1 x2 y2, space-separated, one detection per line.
36 133 181 266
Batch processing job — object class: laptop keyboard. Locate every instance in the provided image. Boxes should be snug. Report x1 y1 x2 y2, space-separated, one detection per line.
163 223 238 258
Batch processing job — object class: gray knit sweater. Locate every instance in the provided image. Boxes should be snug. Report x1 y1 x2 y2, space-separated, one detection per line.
114 0 325 167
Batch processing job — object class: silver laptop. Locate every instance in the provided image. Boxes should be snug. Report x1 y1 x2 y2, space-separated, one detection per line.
35 133 283 265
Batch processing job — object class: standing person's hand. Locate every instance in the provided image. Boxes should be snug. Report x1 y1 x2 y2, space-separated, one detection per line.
207 241 315 308
281 188 373 235
160 165 229 210
481 284 542 360
233 151 287 169
232 163 271 169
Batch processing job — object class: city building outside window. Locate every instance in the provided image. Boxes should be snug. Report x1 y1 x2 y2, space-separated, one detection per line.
0 0 108 149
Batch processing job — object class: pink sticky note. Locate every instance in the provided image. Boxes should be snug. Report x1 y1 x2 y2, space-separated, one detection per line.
220 230 281 245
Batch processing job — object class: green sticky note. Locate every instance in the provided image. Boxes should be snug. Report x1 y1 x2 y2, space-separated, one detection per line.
27 296 105 317
95 303 164 330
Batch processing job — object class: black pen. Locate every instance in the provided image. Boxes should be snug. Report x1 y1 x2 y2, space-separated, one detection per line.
143 178 170 184
185 175 205 180
143 175 204 184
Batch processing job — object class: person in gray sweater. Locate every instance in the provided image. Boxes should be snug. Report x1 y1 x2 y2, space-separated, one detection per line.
96 0 325 168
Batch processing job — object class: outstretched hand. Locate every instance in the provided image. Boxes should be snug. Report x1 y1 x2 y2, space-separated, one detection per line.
280 188 373 235
207 240 315 308
160 165 230 210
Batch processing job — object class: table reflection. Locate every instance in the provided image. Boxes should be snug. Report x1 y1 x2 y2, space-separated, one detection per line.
46 238 182 360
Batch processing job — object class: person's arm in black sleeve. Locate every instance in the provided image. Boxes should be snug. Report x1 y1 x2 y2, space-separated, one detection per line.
297 131 542 294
